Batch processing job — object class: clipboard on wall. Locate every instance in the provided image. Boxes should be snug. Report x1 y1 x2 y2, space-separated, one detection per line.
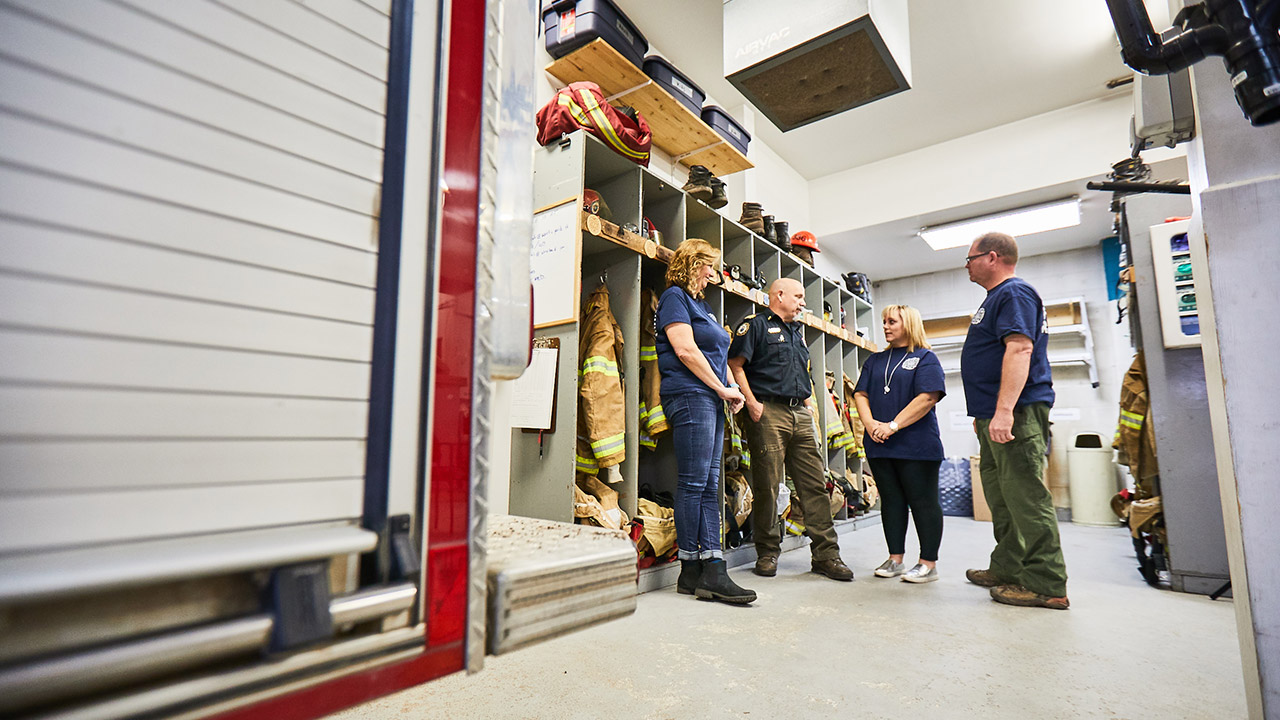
515 337 559 434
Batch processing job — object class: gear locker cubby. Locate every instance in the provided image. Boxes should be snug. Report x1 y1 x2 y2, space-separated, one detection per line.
515 130 880 585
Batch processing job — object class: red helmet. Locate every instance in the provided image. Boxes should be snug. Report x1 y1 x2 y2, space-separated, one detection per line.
790 230 819 251
583 189 613 221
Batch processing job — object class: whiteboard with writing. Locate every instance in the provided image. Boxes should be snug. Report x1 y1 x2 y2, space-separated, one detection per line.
531 198 580 327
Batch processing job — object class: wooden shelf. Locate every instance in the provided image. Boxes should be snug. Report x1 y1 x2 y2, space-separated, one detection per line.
546 40 754 177
581 210 876 351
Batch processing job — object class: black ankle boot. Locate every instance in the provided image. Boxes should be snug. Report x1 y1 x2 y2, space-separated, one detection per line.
694 559 757 604
677 559 702 595
774 221 790 251
681 165 714 201
763 215 776 243
708 176 728 209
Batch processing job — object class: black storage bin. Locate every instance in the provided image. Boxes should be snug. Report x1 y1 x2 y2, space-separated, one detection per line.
543 0 648 69
701 105 751 155
642 56 704 115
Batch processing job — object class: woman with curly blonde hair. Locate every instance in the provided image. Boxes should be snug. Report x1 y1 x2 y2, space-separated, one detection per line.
655 238 754 604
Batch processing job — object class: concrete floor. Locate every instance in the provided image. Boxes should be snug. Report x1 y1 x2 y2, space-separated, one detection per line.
329 518 1246 720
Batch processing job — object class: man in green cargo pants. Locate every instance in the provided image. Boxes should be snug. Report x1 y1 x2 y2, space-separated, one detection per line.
959 232 1069 610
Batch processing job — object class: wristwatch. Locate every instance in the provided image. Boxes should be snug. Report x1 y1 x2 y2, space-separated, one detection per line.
888 421 899 432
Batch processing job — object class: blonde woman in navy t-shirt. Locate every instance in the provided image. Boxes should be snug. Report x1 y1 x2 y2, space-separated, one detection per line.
853 304 947 583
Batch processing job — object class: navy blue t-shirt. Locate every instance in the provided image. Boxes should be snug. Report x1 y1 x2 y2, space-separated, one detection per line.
656 286 730 397
854 348 947 461
960 277 1055 418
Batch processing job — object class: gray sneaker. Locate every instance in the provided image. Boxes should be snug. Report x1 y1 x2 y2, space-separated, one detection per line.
873 559 906 578
902 563 938 584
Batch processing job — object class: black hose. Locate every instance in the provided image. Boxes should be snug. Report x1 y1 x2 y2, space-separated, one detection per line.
1104 0 1229 74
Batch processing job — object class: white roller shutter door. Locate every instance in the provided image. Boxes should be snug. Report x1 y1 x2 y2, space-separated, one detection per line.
0 0 392 558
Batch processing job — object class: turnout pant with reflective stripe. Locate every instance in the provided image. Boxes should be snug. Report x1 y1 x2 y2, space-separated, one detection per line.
975 403 1068 597
743 401 840 561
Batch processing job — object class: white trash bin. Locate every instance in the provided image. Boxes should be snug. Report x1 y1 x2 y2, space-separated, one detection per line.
1068 432 1119 526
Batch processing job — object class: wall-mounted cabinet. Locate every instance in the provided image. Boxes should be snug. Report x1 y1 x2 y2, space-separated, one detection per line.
514 131 876 557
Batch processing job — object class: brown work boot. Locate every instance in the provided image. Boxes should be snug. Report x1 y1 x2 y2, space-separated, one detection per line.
753 554 778 577
965 568 1003 587
811 557 854 581
990 584 1070 610
740 202 765 234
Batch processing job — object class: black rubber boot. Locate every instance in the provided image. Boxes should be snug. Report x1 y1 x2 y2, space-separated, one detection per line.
676 559 703 595
694 559 757 605
774 221 790 251
763 215 776 243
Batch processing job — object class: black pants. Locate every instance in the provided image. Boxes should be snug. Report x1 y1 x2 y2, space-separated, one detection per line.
867 457 944 562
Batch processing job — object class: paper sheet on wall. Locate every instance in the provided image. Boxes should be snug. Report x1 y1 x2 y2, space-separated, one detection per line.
510 347 558 430
530 199 579 327
949 410 972 432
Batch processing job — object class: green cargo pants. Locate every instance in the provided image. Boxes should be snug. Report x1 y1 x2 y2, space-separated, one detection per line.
976 403 1068 597
743 401 841 562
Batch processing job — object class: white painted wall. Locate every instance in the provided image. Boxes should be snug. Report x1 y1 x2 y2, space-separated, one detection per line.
870 244 1131 501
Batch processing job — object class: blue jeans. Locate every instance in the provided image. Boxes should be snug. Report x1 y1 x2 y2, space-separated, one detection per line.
662 392 725 561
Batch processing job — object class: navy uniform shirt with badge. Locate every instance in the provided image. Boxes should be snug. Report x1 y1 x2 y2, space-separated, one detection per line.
727 312 810 399
960 276 1055 418
854 348 946 461
656 285 731 398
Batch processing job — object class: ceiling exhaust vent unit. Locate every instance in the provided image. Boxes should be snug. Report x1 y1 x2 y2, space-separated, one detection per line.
724 0 911 132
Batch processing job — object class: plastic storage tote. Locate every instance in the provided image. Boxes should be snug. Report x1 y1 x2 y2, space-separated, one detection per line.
642 56 704 115
700 105 751 155
542 0 648 69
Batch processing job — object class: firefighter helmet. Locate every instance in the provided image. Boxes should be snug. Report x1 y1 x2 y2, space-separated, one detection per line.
583 189 612 221
789 230 819 252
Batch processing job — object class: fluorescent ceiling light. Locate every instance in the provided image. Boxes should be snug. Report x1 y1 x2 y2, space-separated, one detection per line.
917 198 1082 251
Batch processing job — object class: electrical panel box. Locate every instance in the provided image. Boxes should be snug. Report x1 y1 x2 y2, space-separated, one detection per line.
1149 219 1201 348
1132 68 1195 151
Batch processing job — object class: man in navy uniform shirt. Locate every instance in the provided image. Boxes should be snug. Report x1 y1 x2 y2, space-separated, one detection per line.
960 232 1068 610
728 278 853 581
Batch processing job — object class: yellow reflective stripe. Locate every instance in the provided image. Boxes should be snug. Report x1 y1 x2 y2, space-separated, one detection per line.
576 454 599 473
646 406 666 425
639 345 657 361
557 93 591 126
1120 410 1144 422
1119 418 1142 430
581 356 620 377
591 432 626 456
578 88 647 160
639 434 656 449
